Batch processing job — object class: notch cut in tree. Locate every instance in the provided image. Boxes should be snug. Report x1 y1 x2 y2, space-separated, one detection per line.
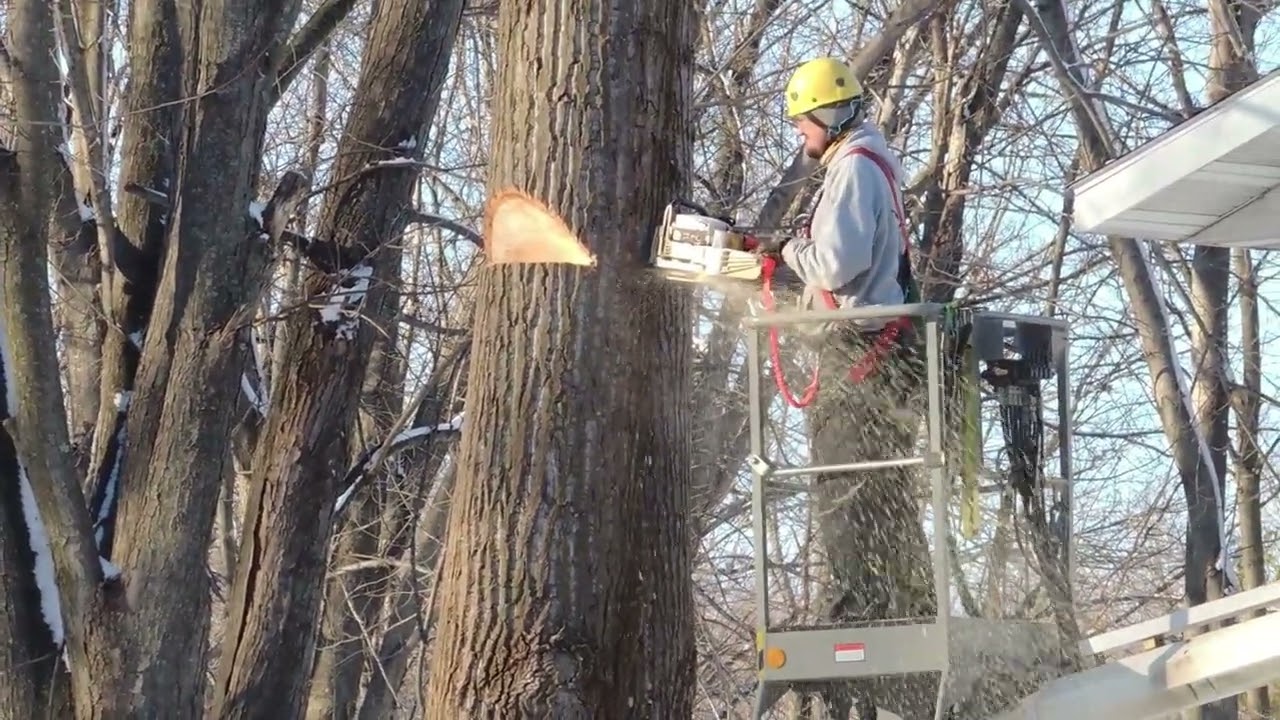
483 188 596 266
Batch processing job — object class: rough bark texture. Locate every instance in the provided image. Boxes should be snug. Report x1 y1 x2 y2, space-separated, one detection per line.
211 1 464 715
0 307 70 719
1232 248 1269 716
0 5 113 717
424 0 699 716
98 2 306 715
84 0 183 554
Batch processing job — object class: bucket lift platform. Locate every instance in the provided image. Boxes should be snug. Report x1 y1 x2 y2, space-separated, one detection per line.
741 302 1075 720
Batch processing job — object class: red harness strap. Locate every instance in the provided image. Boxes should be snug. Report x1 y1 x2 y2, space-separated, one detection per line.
750 144 914 409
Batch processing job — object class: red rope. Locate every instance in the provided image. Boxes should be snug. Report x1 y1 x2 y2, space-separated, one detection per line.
751 242 911 409
757 254 821 408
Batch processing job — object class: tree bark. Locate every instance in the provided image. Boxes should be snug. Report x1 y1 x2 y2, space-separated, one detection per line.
1232 248 1269 716
0 5 114 717
211 0 464 715
98 2 308 715
83 0 183 557
1199 3 1263 718
424 0 699 716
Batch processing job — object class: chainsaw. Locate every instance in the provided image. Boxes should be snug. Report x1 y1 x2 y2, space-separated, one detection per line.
646 200 797 286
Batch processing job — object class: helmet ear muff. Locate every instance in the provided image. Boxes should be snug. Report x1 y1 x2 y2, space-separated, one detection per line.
809 96 866 139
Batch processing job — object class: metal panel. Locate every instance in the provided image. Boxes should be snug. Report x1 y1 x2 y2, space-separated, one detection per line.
1079 580 1280 656
1072 68 1280 240
995 606 1280 720
760 625 949 682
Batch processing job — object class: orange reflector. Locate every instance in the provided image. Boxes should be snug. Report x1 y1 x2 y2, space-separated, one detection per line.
764 646 786 669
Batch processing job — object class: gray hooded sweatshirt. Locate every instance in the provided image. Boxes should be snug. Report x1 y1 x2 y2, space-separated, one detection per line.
780 121 907 331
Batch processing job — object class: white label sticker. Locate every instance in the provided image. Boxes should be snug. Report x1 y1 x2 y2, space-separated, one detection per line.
834 642 866 663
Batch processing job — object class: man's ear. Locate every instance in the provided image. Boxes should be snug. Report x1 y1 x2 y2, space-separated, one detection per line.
483 189 596 267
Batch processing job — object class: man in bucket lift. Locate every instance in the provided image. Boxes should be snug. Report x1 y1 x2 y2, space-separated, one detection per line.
754 57 941 719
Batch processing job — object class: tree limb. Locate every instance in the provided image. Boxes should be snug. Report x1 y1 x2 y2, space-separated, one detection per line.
273 0 361 100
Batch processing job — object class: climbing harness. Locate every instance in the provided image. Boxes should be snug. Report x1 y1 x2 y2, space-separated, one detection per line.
745 143 919 409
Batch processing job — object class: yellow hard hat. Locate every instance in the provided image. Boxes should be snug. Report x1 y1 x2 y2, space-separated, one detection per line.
784 57 863 118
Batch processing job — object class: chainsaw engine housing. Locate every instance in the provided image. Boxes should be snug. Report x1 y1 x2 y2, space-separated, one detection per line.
648 204 763 284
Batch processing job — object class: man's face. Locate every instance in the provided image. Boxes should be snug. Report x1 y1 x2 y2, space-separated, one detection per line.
793 115 828 159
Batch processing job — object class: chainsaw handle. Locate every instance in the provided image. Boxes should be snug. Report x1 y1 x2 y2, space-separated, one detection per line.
668 199 734 228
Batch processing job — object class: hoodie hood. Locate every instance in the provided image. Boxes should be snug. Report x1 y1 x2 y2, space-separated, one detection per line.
820 121 905 184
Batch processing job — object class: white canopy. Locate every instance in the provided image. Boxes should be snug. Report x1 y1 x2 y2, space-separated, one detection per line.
1071 68 1280 249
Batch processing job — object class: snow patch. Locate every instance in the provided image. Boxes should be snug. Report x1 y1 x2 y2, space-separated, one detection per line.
240 374 266 417
77 200 96 223
18 464 64 646
113 390 132 412
95 424 125 547
0 308 17 417
248 200 267 228
372 157 419 168
128 330 144 350
99 557 121 581
318 263 374 340
388 412 464 446
333 483 357 515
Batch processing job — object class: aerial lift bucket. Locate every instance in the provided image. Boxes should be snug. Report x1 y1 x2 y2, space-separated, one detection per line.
740 303 1076 720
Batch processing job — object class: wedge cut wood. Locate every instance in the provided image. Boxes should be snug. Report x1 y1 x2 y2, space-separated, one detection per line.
483 189 596 266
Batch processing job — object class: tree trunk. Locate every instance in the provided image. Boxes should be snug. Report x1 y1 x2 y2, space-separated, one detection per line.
83 0 184 555
306 327 406 720
211 1 464 715
0 4 114 716
0 359 71 718
1196 4 1262 719
423 0 699 716
1020 0 1251 714
1232 247 1269 717
98 2 308 714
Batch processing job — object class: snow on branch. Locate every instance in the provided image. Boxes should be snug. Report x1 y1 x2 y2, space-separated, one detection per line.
333 412 464 518
89 390 130 554
316 262 374 341
0 311 14 421
0 308 117 663
18 463 63 647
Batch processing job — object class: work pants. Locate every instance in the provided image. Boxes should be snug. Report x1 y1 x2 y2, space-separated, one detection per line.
804 323 941 720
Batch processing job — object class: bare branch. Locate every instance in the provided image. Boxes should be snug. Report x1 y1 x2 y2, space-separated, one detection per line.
273 0 361 100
